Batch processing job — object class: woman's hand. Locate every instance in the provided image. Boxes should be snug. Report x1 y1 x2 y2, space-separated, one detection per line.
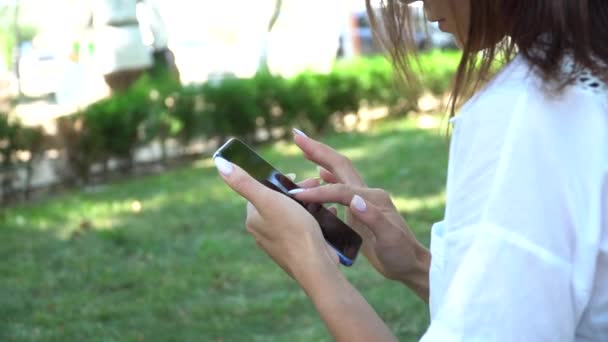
215 156 397 341
213 157 339 283
291 130 430 301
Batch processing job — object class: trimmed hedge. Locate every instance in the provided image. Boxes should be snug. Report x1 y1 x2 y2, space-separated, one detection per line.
0 113 45 202
51 51 460 184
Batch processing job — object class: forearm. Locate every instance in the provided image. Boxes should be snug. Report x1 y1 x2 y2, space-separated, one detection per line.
295 266 397 342
400 243 431 303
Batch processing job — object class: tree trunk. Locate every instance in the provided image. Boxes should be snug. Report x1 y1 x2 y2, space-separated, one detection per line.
259 0 283 73
24 159 33 200
160 136 168 167
13 0 22 97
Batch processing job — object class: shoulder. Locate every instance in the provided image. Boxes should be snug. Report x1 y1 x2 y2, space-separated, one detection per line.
505 58 608 178
450 55 608 224
461 55 608 123
478 57 608 230
455 56 535 125
460 55 608 171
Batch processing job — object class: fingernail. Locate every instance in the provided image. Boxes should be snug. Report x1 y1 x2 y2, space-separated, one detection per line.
287 189 306 195
286 173 296 181
351 195 367 212
293 128 308 137
214 157 233 176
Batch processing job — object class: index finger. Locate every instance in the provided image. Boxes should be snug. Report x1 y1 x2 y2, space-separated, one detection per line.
288 183 371 206
292 131 365 186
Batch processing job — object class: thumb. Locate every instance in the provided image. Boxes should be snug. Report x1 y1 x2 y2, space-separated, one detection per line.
214 157 275 213
349 195 390 238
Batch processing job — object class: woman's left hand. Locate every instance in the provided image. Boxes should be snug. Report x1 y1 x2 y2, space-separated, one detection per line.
214 157 339 281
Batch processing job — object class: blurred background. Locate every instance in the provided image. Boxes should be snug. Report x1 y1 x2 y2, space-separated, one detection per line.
1 0 459 340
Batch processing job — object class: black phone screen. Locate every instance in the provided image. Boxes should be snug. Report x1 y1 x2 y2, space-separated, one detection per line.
213 138 362 262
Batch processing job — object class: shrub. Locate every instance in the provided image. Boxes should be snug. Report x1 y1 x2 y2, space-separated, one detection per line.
331 52 460 115
419 51 461 100
0 113 21 202
168 85 206 145
252 71 293 139
0 114 46 201
142 100 179 165
84 79 151 172
139 77 182 165
56 113 104 184
334 57 399 108
57 77 152 182
0 113 19 166
202 77 259 143
42 51 460 193
281 72 331 135
325 69 363 117
16 125 45 199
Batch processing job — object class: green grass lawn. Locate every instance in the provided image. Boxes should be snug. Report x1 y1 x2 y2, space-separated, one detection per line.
1 116 448 341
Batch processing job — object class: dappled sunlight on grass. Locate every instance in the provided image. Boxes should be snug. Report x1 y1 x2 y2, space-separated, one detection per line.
194 157 218 170
416 114 443 130
335 145 369 161
349 135 406 163
3 196 149 239
271 140 303 157
0 116 447 341
368 115 421 135
2 163 239 241
392 191 446 214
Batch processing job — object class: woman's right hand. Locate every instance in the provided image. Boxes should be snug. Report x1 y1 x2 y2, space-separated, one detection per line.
290 130 430 301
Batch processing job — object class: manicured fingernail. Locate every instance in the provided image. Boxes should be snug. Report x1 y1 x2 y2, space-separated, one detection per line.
214 157 233 176
287 189 306 195
351 195 367 212
286 173 296 181
293 128 308 137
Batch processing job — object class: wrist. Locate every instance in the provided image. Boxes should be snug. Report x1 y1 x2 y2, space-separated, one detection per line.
398 243 430 302
293 258 397 342
291 250 342 293
294 260 350 317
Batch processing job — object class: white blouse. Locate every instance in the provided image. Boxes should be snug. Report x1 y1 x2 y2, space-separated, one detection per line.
421 56 608 341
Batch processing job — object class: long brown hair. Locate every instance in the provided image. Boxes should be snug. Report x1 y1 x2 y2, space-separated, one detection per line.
367 0 608 117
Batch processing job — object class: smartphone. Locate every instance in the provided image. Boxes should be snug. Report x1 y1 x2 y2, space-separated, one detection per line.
213 138 362 266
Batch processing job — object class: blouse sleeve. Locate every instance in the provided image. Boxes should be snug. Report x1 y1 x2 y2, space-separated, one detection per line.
421 221 576 341
421 85 607 341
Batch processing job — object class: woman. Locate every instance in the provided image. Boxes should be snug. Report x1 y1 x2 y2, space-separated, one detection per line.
214 0 607 340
